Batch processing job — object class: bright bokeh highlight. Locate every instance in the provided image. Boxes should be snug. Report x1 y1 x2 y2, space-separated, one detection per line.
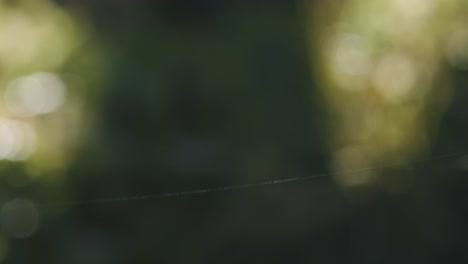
5 72 66 117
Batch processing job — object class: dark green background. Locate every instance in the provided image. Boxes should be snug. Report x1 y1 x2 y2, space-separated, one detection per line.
3 1 468 263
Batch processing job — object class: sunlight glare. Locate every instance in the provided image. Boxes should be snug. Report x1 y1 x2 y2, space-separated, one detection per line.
330 33 372 78
372 53 417 102
392 0 436 17
5 72 66 117
0 118 37 161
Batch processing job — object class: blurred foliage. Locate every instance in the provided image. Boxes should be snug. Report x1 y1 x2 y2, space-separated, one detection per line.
0 0 88 179
308 0 468 191
0 0 467 263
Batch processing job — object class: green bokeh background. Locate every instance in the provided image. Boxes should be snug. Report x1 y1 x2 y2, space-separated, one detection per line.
0 1 467 263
